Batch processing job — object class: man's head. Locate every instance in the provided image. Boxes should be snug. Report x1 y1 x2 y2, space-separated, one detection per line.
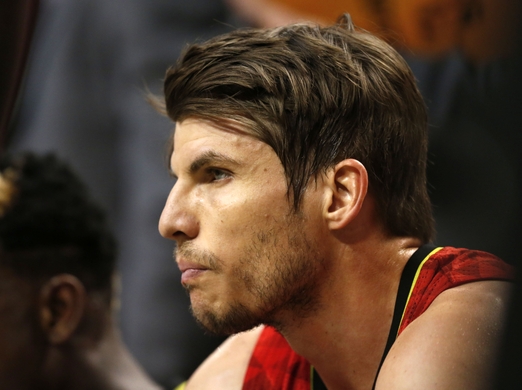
0 152 117 389
160 15 434 243
158 16 434 336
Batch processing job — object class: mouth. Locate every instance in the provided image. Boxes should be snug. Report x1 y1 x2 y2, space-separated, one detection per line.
177 259 209 285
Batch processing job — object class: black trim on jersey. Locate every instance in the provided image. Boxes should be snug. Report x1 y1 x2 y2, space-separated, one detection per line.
312 244 437 390
371 243 436 389
312 367 328 390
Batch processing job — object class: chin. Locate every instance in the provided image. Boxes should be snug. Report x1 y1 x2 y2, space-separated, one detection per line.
190 301 264 336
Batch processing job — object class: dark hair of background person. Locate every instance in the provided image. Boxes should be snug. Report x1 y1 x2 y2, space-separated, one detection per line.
157 14 434 243
0 152 117 300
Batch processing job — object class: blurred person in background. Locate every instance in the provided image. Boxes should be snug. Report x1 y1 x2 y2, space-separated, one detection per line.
0 151 161 390
226 0 522 60
8 0 242 388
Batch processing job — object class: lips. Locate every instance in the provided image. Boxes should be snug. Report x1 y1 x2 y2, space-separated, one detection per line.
177 259 208 285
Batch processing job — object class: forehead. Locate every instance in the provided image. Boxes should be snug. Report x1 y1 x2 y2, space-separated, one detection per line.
170 119 274 169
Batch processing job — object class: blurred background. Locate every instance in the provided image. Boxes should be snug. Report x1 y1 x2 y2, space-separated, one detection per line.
2 0 521 388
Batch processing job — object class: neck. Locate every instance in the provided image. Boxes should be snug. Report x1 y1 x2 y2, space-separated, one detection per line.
279 235 421 390
47 318 161 390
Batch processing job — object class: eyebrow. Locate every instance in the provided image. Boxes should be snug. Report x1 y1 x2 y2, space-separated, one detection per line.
187 150 241 175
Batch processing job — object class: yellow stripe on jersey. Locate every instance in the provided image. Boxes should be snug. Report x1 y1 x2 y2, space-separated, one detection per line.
396 246 443 336
174 381 187 390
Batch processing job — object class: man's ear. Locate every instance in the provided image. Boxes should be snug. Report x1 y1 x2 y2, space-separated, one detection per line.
39 274 86 344
323 159 368 230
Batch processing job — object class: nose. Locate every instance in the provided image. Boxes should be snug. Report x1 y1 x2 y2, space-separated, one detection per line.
159 182 199 244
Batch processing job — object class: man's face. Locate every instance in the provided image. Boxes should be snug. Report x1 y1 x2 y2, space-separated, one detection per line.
159 119 326 335
0 266 46 389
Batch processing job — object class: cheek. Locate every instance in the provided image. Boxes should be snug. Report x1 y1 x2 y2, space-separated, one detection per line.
207 186 289 225
0 308 45 387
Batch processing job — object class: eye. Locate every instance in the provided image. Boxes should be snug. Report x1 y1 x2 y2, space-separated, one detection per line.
207 168 230 182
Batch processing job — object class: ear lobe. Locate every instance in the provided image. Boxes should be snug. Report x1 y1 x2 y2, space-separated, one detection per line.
324 159 368 230
39 274 86 344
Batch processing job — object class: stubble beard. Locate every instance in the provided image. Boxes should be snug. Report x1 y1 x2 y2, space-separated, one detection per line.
180 214 324 336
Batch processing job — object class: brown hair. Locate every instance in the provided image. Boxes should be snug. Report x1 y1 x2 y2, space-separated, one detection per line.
158 14 434 242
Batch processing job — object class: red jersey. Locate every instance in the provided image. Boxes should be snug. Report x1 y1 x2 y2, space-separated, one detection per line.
243 246 515 390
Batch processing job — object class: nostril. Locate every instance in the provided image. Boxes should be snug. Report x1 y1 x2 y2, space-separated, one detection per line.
172 230 186 239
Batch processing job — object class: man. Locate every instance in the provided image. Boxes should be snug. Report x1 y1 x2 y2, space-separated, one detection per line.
156 15 514 389
0 152 161 390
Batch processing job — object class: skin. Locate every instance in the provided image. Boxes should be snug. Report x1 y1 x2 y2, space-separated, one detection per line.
377 281 512 390
0 266 47 390
160 118 328 335
160 118 512 389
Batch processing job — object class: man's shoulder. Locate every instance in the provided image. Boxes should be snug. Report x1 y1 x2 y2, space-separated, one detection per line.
377 279 513 389
183 326 264 390
399 245 515 332
426 246 515 279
